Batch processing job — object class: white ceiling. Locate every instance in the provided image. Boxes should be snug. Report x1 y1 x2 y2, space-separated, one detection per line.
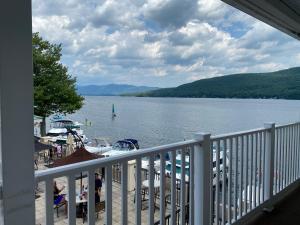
222 0 300 40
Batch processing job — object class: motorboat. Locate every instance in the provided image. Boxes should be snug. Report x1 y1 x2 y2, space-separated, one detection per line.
166 154 189 168
47 118 88 144
85 137 113 155
165 147 229 183
102 139 139 157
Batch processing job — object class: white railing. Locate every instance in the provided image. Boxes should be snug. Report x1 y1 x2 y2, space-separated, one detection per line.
35 140 199 225
35 122 300 225
210 125 272 224
274 123 300 194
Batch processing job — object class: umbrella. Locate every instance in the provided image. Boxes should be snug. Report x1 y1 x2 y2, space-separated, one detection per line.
66 133 74 155
53 147 103 192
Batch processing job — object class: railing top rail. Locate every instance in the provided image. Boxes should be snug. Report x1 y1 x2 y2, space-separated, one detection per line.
35 139 198 182
211 127 268 141
276 121 300 129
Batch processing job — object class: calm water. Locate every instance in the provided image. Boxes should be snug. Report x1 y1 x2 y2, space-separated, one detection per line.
64 96 300 148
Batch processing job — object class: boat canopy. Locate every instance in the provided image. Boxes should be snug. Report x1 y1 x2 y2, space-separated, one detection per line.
123 139 139 149
114 139 139 150
51 119 81 129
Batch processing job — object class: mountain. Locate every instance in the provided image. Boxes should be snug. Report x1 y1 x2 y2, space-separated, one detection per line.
136 67 300 100
77 84 159 96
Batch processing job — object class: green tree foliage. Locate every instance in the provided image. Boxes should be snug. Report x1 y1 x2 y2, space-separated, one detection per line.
137 67 300 99
33 33 84 135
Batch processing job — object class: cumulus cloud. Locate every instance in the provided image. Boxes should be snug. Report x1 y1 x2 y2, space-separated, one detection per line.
142 0 198 29
32 0 300 87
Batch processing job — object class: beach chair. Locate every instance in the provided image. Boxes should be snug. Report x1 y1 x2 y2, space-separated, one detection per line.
95 201 105 219
82 201 105 223
54 201 66 217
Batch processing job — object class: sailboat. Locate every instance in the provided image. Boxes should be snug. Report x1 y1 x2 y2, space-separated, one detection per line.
112 104 117 118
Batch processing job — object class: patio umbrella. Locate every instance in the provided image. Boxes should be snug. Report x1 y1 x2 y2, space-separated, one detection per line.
66 133 74 155
53 147 103 192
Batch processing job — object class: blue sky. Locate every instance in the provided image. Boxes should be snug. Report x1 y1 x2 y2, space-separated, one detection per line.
32 0 300 88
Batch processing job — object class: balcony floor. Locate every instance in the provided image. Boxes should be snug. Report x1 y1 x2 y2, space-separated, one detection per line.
247 185 300 225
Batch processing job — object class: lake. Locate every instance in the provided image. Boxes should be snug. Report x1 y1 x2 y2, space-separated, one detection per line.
63 96 300 148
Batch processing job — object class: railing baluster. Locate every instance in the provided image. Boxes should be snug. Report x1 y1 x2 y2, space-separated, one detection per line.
294 125 297 181
296 123 300 179
276 129 279 193
262 131 267 199
288 126 291 185
160 152 166 225
290 126 293 184
135 158 142 225
250 133 253 210
68 175 76 225
293 125 296 182
291 126 294 183
296 125 298 180
222 139 226 224
148 155 155 225
281 128 285 190
290 126 293 183
286 127 289 186
88 170 95 225
189 147 195 225
298 124 300 178
258 132 262 204
285 127 288 188
239 136 243 218
45 179 54 225
234 137 238 221
216 140 220 223
254 132 258 207
228 138 232 224
180 149 186 225
171 151 177 225
245 135 249 213
121 161 128 225
105 165 112 225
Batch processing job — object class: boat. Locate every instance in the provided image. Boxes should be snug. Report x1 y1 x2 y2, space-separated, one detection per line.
166 154 189 168
47 118 88 144
112 104 116 118
102 139 139 157
164 148 229 182
85 137 113 155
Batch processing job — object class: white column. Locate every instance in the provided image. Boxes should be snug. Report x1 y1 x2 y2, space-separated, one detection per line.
264 123 275 201
0 0 35 224
194 133 211 225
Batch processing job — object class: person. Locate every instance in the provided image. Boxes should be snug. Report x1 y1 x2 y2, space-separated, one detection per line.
95 173 102 203
53 181 67 214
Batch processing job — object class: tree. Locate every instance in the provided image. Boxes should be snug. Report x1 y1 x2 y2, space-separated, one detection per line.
33 33 84 136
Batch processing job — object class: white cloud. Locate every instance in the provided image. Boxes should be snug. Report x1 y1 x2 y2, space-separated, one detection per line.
32 0 300 87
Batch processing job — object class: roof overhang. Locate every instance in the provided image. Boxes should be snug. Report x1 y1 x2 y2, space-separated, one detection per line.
221 0 300 40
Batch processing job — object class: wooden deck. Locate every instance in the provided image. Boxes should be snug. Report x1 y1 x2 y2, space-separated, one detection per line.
246 185 300 225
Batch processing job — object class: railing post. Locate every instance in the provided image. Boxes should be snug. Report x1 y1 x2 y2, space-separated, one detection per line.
194 132 211 225
0 0 35 224
264 123 275 201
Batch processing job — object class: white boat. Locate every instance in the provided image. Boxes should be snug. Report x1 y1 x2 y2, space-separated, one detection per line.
47 118 88 144
102 139 139 157
164 148 229 183
85 137 113 155
166 154 190 168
